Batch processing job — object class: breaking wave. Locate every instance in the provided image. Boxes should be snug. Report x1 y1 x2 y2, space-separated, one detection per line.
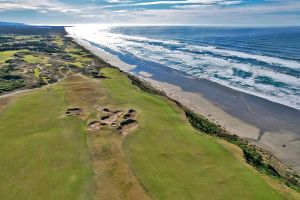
66 25 300 110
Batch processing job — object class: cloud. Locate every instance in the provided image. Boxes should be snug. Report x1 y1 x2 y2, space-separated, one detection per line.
0 0 81 13
129 0 235 6
172 4 212 9
113 9 128 13
97 0 300 26
218 1 242 5
105 0 131 3
172 0 242 9
0 0 299 26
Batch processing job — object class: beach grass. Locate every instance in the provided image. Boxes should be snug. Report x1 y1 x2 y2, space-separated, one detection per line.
101 67 284 200
0 86 93 200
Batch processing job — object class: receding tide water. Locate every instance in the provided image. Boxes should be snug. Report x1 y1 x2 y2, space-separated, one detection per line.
67 26 300 110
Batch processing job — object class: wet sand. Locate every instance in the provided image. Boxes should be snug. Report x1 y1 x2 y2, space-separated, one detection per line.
71 36 300 173
69 37 136 71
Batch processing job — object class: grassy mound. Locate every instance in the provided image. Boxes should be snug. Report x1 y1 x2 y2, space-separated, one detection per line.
101 67 284 200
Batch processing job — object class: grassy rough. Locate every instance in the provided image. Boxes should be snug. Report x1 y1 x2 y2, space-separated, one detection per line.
0 50 18 65
0 79 25 93
0 65 25 93
101 67 284 200
0 85 93 200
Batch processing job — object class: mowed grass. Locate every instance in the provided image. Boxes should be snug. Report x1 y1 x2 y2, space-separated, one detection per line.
34 67 41 78
0 86 93 200
0 66 292 199
0 50 18 65
23 54 48 64
54 36 64 47
101 68 284 200
61 75 152 200
68 54 93 68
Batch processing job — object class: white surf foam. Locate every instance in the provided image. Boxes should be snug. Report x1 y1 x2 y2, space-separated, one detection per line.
66 25 300 110
184 45 300 70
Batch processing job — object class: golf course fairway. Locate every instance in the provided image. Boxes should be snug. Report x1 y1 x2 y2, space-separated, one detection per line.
0 86 93 199
0 67 293 199
101 67 284 200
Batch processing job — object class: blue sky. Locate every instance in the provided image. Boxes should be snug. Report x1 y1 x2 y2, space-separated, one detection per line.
0 0 299 26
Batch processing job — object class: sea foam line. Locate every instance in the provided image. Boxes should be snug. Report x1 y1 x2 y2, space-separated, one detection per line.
66 25 300 111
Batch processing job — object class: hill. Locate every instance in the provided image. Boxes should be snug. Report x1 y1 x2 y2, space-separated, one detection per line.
0 21 26 26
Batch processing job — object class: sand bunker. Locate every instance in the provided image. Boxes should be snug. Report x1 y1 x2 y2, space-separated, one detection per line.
118 119 139 135
87 121 107 131
87 107 139 134
102 108 110 113
124 109 137 119
100 107 114 115
101 111 124 124
65 107 83 116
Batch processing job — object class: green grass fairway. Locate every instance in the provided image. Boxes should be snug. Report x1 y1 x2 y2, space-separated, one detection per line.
34 67 41 78
0 66 294 200
0 50 18 65
0 86 93 200
101 68 284 200
23 54 48 64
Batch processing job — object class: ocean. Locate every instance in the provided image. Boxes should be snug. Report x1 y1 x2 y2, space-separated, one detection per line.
67 26 300 110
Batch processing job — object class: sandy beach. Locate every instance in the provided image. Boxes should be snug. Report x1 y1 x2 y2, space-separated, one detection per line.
71 36 300 173
144 77 300 172
69 37 136 71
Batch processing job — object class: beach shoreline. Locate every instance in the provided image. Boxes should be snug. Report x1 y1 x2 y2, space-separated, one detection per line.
68 34 300 174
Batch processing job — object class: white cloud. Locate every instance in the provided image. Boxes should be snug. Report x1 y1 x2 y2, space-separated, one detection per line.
39 10 48 13
113 9 128 13
105 0 131 2
218 1 242 5
0 0 82 13
0 0 299 26
95 1 300 26
131 0 231 6
172 4 212 9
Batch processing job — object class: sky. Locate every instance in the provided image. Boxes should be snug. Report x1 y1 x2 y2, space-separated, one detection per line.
0 0 300 26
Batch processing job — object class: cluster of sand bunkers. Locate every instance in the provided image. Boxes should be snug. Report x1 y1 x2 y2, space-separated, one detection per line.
65 106 139 135
87 107 139 135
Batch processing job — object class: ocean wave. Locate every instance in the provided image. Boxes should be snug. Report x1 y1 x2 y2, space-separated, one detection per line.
66 25 300 110
184 45 300 70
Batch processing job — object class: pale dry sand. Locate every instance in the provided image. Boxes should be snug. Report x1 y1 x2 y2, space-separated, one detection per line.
259 131 300 172
138 71 153 78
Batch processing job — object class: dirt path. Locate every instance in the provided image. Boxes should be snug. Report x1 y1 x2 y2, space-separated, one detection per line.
0 65 76 100
0 87 41 99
